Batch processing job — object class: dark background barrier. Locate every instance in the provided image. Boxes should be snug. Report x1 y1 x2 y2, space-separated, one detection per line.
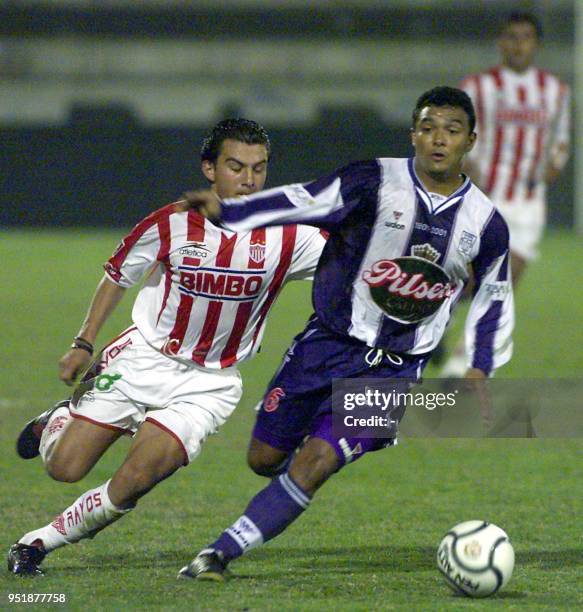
1 106 574 228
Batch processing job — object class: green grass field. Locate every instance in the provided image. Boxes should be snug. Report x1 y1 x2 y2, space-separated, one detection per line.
0 229 582 610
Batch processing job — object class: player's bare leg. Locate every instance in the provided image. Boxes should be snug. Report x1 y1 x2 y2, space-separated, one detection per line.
9 421 185 575
179 437 339 581
107 420 186 507
247 436 290 477
45 417 123 482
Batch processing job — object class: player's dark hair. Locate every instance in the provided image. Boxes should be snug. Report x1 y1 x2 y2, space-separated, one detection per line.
201 118 271 163
412 86 476 133
502 11 543 40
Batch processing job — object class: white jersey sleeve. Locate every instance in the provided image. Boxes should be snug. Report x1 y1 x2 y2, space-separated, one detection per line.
286 226 327 281
104 206 171 288
465 209 514 375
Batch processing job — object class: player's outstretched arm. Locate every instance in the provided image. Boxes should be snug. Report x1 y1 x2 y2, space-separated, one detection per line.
58 276 126 385
180 161 379 233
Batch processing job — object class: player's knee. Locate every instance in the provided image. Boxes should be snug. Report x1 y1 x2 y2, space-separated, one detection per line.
45 454 86 483
247 446 288 477
247 452 275 476
288 439 339 495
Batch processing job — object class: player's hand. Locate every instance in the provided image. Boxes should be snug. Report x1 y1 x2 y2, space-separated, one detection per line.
177 190 222 221
58 349 93 386
464 368 492 429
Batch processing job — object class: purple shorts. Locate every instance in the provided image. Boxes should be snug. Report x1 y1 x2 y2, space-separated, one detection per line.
253 317 429 467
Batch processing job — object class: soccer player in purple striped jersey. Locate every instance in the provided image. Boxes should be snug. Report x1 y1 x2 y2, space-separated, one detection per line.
177 86 514 581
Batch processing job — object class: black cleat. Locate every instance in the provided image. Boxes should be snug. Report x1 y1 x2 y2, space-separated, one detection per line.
16 399 70 459
177 549 230 582
7 542 46 576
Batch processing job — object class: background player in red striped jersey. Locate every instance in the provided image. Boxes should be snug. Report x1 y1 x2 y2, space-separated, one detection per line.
8 119 326 576
441 11 570 377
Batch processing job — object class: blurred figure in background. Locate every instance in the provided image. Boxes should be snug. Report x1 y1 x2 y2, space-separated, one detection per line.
440 11 570 377
8 119 325 576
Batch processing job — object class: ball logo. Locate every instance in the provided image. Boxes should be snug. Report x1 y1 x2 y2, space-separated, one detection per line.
362 256 455 323
464 540 482 559
264 387 285 412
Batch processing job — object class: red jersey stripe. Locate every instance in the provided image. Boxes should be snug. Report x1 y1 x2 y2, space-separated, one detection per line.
105 203 175 282
155 213 173 324
219 302 254 368
192 230 236 365
219 228 267 367
527 69 547 198
485 68 504 194
505 85 527 200
252 225 297 347
165 293 194 356
183 210 207 266
474 74 484 135
162 210 207 354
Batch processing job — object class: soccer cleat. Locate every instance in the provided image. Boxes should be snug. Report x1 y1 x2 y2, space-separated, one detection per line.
7 542 46 576
177 549 230 582
16 399 70 459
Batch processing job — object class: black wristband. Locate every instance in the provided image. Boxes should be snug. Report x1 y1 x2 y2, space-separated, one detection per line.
71 336 94 355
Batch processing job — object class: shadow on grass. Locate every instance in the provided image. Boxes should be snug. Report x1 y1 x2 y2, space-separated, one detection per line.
57 545 583 574
448 590 527 600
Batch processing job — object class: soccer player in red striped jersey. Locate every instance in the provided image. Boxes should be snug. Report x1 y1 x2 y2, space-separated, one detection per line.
8 119 326 576
461 12 570 280
441 12 570 376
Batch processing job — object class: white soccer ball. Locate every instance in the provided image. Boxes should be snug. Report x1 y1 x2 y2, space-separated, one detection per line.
436 520 515 598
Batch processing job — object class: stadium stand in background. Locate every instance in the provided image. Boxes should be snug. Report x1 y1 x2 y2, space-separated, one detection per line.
0 0 575 227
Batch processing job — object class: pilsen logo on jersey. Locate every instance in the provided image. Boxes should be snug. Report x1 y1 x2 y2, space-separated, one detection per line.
362 254 455 324
249 238 266 264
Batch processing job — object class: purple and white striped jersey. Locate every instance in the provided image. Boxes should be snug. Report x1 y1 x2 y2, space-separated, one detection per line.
218 157 514 375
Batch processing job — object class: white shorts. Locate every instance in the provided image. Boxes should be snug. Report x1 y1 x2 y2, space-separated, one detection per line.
495 199 546 262
70 327 243 464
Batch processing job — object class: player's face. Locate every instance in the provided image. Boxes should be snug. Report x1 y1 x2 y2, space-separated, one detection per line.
498 22 538 72
411 105 476 187
202 139 268 199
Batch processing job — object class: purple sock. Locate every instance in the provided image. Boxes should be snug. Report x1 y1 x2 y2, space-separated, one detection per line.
210 473 311 563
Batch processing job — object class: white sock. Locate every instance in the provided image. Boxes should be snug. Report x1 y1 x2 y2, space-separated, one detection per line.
19 480 132 552
39 405 72 464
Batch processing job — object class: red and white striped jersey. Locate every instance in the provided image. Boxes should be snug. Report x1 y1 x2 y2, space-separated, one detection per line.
461 65 570 203
104 203 326 369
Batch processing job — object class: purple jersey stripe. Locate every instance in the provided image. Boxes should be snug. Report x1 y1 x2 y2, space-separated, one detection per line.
472 300 504 374
221 192 296 226
312 162 382 335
